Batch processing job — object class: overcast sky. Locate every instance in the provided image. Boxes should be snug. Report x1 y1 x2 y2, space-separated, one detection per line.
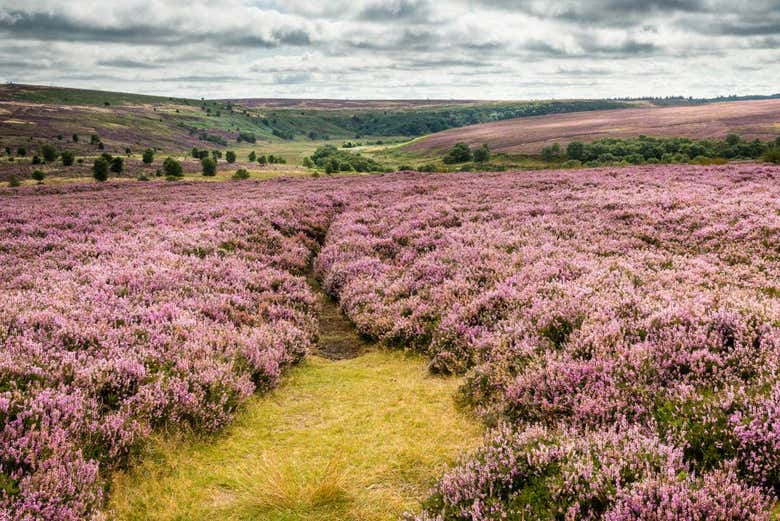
0 0 778 100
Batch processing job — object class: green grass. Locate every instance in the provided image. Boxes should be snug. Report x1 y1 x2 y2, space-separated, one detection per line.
108 350 482 521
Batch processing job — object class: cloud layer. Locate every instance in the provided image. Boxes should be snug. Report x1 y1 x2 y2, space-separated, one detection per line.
0 0 778 99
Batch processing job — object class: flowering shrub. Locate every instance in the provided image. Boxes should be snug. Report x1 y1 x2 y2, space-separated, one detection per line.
313 164 780 518
0 180 340 519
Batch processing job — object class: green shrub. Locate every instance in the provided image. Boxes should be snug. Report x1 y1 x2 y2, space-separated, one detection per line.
248 151 256 162
443 143 473 164
41 144 58 162
31 156 42 165
72 134 79 143
137 174 150 181
163 157 183 177
225 151 236 163
17 147 26 157
419 163 437 172
92 158 109 182
541 143 562 161
232 168 250 180
562 159 582 168
61 151 75 166
31 170 45 183
567 141 585 160
763 147 780 164
472 144 490 162
302 157 314 168
201 157 217 176
8 175 20 187
142 149 155 164
110 156 124 174
258 155 267 165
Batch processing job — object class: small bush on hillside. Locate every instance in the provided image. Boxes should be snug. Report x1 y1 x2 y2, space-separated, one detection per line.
90 135 100 145
142 149 154 164
201 157 217 176
443 143 473 164
163 157 183 177
137 174 150 181
93 158 109 181
563 159 582 168
17 147 26 157
31 156 42 165
567 141 585 160
473 144 490 162
72 134 79 143
419 163 437 172
726 133 740 146
237 132 256 143
191 147 199 159
31 170 45 183
225 151 236 163
302 157 314 168
8 175 20 187
258 155 267 165
763 147 780 164
541 143 562 161
110 157 124 174
232 168 250 180
61 151 75 166
98 142 105 150
41 144 58 162
248 151 256 162
211 150 222 160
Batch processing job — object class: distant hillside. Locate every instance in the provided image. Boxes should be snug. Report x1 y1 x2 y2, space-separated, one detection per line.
405 99 780 155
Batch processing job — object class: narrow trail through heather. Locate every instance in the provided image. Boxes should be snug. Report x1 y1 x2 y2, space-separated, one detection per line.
109 270 482 521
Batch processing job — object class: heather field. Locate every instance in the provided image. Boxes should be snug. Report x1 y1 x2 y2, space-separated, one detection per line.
2 162 780 520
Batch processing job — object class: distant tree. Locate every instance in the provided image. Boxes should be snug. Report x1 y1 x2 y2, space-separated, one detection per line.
110 156 124 173
325 158 340 174
201 157 217 176
211 150 222 160
16 147 26 157
191 147 199 159
90 135 100 145
31 155 42 165
31 170 45 183
97 142 105 150
258 155 267 165
142 148 155 164
57 134 63 140
41 144 58 163
473 144 490 162
775 136 780 147
163 157 183 177
61 151 75 166
763 147 780 164
268 154 276 164
8 175 21 187
726 133 740 146
125 147 132 155
232 168 250 180
198 150 209 160
443 142 473 164
541 143 562 162
248 151 256 162
225 150 236 163
92 158 109 182
302 157 314 168
567 141 585 161
72 134 79 143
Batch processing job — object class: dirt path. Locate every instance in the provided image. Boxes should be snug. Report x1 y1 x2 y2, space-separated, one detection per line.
307 271 368 360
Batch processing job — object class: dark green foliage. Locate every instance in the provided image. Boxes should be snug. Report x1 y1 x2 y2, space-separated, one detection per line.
7 175 20 187
137 174 150 181
110 156 124 173
191 147 199 159
473 144 490 162
41 144 58 162
197 150 209 160
98 142 105 150
237 131 256 143
198 133 228 146
211 150 222 160
201 157 217 176
31 156 41 165
248 151 256 162
258 155 267 165
72 134 79 143
310 145 384 173
726 133 740 146
163 157 183 177
124 147 132 155
225 151 236 163
443 143 473 164
763 147 780 164
31 170 45 182
90 135 100 145
92 158 109 181
16 147 26 157
142 148 155 164
232 168 250 180
567 141 585 160
541 143 562 161
419 163 437 172
302 157 314 168
61 151 75 166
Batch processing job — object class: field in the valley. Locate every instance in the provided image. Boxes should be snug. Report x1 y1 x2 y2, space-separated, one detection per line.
406 98 780 154
2 162 780 520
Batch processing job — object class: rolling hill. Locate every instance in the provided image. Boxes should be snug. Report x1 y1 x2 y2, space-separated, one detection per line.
405 99 780 155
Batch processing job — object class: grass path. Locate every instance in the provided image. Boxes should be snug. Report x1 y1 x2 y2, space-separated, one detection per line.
109 352 481 520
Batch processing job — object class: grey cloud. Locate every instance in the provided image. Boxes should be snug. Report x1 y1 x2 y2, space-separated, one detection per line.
358 0 430 21
97 59 161 69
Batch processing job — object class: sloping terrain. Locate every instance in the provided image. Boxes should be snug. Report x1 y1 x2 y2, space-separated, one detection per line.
406 98 780 154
